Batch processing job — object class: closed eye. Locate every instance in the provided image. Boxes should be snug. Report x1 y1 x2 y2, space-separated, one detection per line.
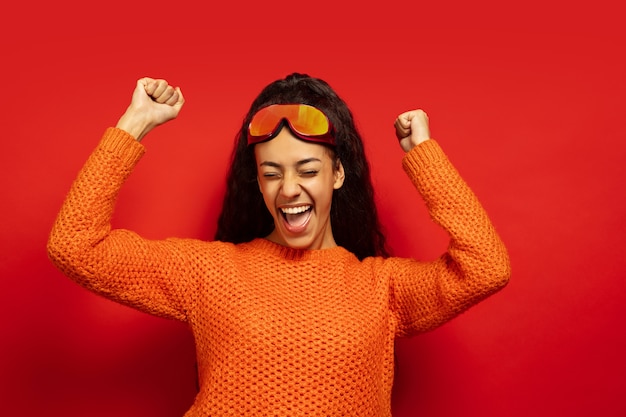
262 172 281 178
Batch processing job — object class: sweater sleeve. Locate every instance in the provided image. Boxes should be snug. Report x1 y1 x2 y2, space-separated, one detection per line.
389 140 511 337
47 128 195 322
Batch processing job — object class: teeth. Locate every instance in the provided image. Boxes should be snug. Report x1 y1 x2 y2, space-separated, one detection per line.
281 206 311 214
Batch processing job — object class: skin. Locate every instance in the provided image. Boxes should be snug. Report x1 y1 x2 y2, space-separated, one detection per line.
115 77 432 249
116 78 185 141
254 128 345 250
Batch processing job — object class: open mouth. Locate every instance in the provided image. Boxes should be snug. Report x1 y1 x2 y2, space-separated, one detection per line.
280 205 312 230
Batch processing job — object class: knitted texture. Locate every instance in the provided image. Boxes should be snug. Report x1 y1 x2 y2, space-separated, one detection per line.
47 128 510 416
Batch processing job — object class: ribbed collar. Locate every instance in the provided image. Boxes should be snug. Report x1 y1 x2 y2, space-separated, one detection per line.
245 238 354 262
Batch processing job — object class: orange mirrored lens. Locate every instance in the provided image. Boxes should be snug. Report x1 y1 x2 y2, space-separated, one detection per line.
290 105 329 136
249 106 282 137
249 104 330 138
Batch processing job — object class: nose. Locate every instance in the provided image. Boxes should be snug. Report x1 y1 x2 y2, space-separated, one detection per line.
280 172 301 198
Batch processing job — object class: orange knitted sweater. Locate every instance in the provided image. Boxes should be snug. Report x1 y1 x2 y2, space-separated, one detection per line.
47 127 510 416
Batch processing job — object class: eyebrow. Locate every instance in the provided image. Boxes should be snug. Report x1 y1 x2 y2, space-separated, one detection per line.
259 158 322 168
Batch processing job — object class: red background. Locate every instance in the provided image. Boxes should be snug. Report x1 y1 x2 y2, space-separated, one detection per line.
2 1 625 416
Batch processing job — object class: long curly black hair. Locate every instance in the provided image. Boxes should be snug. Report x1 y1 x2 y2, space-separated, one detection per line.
214 73 389 260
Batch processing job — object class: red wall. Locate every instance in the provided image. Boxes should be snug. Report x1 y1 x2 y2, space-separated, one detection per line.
2 1 625 416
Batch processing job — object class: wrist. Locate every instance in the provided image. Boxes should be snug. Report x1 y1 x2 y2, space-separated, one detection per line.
116 110 152 141
412 137 431 147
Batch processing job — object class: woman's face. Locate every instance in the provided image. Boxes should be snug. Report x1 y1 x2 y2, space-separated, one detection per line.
254 127 345 250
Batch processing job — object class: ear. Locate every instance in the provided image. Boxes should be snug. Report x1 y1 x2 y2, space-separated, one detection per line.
333 160 345 190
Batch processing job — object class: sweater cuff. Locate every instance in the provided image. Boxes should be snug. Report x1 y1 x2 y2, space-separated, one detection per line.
401 139 446 176
98 127 146 166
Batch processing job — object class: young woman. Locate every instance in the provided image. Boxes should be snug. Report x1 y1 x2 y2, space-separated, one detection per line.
48 73 510 416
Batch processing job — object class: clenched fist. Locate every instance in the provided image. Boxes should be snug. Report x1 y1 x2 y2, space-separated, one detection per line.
116 77 185 141
394 109 430 152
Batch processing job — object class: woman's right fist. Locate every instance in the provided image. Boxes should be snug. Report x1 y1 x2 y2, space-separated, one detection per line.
141 78 183 107
116 77 185 141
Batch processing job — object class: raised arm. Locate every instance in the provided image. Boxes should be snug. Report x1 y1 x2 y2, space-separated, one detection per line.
389 109 511 336
47 78 194 321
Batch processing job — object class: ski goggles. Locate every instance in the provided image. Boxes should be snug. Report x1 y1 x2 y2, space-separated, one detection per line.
247 104 336 146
